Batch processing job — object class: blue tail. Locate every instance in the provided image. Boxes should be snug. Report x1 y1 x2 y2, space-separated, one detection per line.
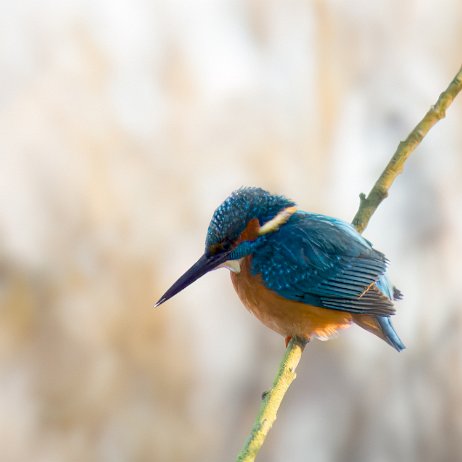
355 276 405 351
376 276 405 351
377 316 405 352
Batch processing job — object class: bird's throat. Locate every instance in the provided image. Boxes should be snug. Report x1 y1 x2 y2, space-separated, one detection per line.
219 259 242 273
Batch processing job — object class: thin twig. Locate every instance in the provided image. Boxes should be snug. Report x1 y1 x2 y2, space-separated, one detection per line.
236 337 307 462
236 64 462 462
352 65 462 233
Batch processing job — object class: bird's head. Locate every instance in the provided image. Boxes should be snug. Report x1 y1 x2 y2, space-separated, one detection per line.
155 187 296 307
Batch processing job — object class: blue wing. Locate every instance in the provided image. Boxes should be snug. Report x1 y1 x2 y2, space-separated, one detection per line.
251 212 396 316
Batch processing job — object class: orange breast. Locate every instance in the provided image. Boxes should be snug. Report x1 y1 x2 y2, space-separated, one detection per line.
231 256 353 341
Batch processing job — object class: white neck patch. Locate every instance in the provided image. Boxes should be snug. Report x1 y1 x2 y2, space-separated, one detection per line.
218 259 242 273
258 206 297 235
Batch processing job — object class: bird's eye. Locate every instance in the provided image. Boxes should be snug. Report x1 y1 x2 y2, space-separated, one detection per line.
208 238 233 256
221 238 233 251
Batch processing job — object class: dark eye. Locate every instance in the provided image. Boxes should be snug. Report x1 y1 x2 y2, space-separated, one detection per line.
221 238 233 251
207 238 233 256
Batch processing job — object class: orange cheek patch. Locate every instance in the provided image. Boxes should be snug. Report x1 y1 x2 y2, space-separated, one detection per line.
237 218 261 243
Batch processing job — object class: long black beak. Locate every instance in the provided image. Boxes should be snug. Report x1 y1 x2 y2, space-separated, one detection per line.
155 251 231 307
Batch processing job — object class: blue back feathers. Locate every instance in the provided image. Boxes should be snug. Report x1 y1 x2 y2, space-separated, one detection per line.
251 211 395 316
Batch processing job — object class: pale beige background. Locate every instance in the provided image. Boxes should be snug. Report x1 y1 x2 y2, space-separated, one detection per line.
1 1 462 461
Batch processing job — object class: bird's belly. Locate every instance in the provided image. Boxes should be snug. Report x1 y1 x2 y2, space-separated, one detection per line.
230 258 353 340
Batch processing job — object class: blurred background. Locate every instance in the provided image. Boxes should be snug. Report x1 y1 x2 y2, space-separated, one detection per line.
1 1 461 461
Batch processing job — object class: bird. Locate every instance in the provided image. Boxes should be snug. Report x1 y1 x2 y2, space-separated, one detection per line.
155 187 405 351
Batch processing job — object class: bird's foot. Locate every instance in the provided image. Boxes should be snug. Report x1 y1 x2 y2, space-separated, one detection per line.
285 336 311 348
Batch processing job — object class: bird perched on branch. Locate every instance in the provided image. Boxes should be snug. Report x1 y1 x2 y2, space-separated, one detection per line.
156 187 404 351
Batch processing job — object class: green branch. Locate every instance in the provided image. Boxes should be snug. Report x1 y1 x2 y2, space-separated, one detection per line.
352 65 462 233
236 65 462 462
236 337 307 462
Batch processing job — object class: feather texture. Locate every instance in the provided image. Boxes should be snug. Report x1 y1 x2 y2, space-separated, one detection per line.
251 212 395 316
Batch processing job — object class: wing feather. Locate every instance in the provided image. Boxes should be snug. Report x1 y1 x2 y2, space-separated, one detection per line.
251 212 395 316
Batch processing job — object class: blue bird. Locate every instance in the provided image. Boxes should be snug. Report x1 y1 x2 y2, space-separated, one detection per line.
156 187 404 351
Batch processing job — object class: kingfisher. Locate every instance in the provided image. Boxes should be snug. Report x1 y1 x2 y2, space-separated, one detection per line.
155 187 405 351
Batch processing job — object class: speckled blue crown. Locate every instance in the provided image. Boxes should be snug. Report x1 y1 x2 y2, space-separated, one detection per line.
205 187 296 249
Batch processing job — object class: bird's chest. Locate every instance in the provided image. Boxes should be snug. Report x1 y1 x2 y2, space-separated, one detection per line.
230 256 352 339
